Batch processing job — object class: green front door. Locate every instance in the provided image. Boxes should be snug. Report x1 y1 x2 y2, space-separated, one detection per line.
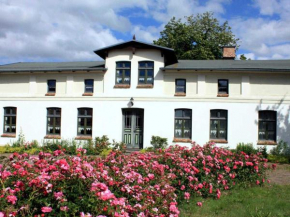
122 109 143 149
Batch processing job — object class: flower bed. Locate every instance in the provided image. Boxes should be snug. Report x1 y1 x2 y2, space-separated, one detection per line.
0 143 271 216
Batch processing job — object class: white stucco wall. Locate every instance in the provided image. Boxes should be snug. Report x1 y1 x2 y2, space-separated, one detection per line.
0 99 289 150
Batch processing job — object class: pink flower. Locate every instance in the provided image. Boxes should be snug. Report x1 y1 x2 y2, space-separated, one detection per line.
272 164 277 170
0 212 5 217
256 180 260 185
6 195 17 205
148 173 154 180
60 206 69 211
184 192 190 200
197 202 203 207
246 162 254 166
41 207 52 213
54 191 64 200
169 203 180 214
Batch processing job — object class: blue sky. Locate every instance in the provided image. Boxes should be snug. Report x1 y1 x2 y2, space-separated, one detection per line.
0 0 289 64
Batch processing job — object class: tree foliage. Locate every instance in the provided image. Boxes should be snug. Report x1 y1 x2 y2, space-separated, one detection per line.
153 12 240 60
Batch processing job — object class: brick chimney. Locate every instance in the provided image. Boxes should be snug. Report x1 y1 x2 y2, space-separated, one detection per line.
222 46 236 60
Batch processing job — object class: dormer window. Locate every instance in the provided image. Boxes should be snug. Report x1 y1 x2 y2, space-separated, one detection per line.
115 61 131 87
46 80 56 96
217 79 229 97
138 61 154 85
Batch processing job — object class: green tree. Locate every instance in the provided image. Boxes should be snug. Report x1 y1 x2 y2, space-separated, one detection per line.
153 12 240 60
240 54 247 60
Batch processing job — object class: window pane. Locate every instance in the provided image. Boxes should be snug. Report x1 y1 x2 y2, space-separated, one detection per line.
116 62 123 68
78 109 85 116
85 86 93 93
124 62 131 68
55 108 61 116
86 118 92 127
146 77 153 84
139 70 146 77
183 110 191 118
147 70 153 77
175 119 182 128
125 70 130 77
116 77 123 84
176 86 185 93
139 62 146 67
176 80 185 86
55 117 61 126
116 70 123 76
78 117 85 126
11 116 16 125
124 77 130 84
218 80 228 87
86 109 92 116
220 120 227 130
184 119 191 129
85 79 93 86
267 132 275 140
139 77 145 84
175 129 182 137
175 110 183 117
147 62 154 68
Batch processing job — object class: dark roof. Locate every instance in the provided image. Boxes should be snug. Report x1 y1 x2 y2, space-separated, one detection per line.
0 61 106 73
94 40 178 66
161 60 290 72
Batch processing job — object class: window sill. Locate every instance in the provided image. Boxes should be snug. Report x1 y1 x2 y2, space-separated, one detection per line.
257 140 277 145
173 138 192 143
45 93 56 96
209 139 228 144
82 93 93 96
174 93 186 97
217 94 229 97
75 136 92 140
136 84 153 88
44 135 61 139
1 134 16 138
114 84 130 89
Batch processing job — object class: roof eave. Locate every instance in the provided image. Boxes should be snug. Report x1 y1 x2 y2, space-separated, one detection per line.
0 68 107 74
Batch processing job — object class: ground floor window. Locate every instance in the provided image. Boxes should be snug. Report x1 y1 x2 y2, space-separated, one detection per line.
210 109 227 140
3 107 17 134
258 110 276 141
174 109 192 138
47 108 61 135
77 108 92 136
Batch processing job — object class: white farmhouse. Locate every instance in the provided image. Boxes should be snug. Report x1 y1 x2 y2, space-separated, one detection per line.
0 39 289 150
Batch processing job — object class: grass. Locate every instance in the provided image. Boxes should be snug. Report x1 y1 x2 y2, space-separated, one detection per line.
179 185 290 217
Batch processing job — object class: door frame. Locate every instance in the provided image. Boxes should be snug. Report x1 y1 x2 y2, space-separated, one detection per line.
122 108 144 149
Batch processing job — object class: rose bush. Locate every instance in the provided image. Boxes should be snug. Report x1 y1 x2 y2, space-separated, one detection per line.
0 142 271 216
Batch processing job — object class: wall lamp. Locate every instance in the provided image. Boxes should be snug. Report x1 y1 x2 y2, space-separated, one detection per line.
129 97 134 107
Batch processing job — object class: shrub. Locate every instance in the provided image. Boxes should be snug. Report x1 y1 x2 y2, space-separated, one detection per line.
267 154 289 163
111 140 126 153
150 135 168 149
270 140 290 156
236 143 257 155
0 144 270 216
94 135 111 154
100 148 112 157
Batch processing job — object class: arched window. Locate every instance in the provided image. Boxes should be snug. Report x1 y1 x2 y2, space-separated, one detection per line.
3 107 17 134
210 109 228 140
258 110 276 141
174 109 192 139
47 108 61 135
77 108 93 136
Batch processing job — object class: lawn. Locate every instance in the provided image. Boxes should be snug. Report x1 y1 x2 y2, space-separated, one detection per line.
179 184 290 217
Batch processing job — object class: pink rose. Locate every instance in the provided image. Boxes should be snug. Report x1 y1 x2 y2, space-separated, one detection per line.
41 207 52 213
197 202 203 207
7 195 17 205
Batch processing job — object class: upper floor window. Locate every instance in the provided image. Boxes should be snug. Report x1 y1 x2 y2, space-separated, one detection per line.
210 109 227 140
174 109 192 139
47 80 56 93
175 79 186 96
218 79 228 96
47 108 61 135
138 61 154 85
77 108 92 136
116 62 131 85
84 79 94 93
3 107 17 134
258 110 276 141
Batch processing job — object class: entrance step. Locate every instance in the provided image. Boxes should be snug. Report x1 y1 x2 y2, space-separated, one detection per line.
125 148 140 154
